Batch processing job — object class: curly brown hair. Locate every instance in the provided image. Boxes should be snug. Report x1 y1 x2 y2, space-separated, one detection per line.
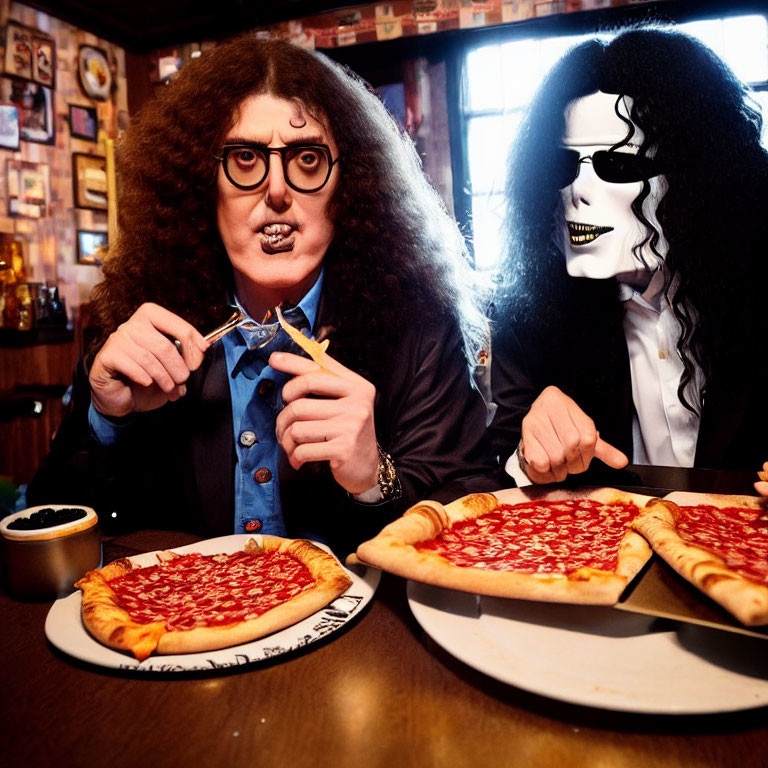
91 35 485 385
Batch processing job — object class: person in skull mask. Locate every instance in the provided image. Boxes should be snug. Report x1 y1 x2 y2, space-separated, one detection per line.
490 27 768 485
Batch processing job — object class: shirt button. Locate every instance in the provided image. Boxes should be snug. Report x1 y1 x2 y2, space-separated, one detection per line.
658 349 667 360
239 430 258 447
253 467 272 483
244 519 262 532
258 379 275 398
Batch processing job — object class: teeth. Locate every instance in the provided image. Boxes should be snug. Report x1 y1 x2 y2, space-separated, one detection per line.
567 221 613 245
263 224 293 237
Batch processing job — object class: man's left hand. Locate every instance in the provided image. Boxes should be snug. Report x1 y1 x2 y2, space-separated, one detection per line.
271 351 379 495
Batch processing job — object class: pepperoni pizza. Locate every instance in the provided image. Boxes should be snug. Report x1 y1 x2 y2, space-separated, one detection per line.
356 487 654 605
632 492 768 626
76 535 352 661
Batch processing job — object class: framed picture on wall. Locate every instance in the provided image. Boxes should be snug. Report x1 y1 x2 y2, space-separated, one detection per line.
0 78 55 145
0 103 20 150
4 22 34 81
32 34 56 89
76 230 107 264
72 153 108 210
18 81 54 144
77 45 112 101
7 159 49 218
69 103 98 141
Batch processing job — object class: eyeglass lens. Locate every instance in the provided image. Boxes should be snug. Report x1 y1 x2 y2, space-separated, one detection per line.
224 145 332 192
556 148 657 188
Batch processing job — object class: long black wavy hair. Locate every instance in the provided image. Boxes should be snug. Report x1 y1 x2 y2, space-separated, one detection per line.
91 35 486 386
497 26 768 415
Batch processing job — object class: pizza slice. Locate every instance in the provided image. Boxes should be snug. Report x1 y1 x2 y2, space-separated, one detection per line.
76 535 352 661
356 487 653 605
632 492 768 626
275 305 331 369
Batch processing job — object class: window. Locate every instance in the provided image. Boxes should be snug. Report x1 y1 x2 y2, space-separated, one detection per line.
461 14 768 272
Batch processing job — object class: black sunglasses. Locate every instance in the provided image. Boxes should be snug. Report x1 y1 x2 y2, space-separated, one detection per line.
556 147 660 188
216 143 340 193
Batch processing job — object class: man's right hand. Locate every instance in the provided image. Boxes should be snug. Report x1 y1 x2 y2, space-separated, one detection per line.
89 303 209 418
520 385 628 484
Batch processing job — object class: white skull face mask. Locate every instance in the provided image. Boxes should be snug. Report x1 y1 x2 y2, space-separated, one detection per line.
558 91 668 282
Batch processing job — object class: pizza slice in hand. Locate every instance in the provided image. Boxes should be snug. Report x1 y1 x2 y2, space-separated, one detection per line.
76 536 352 661
356 487 654 605
632 492 768 626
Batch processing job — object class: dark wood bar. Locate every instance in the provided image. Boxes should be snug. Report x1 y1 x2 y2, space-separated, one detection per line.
0 334 76 486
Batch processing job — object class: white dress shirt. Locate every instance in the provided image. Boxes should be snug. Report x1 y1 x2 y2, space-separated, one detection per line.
621 269 703 467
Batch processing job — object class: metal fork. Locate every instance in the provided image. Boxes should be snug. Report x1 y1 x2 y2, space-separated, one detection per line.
203 307 280 348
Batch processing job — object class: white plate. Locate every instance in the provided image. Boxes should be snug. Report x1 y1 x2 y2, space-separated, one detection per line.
45 534 379 672
407 581 768 714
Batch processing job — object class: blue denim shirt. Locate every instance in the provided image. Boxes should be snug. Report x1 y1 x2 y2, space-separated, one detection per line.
88 270 324 535
221 273 323 535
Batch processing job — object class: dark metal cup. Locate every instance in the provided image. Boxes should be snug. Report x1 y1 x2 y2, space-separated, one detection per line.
0 505 101 601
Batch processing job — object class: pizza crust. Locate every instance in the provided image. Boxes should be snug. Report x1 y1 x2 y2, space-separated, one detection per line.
77 558 166 662
632 495 768 626
76 536 352 661
356 487 653 605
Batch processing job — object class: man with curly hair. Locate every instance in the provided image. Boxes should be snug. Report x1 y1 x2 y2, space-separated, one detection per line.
490 27 768 485
28 36 492 555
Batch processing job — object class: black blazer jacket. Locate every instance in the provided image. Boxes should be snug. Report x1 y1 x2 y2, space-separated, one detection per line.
490 327 768 474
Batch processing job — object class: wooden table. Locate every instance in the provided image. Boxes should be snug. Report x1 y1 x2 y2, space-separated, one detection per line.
3 469 768 768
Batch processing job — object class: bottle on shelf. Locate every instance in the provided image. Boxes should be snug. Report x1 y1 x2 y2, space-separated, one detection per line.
0 241 18 329
46 284 67 327
15 283 33 331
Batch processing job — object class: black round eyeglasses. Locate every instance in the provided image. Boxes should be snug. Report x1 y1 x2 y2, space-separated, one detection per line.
216 143 340 193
